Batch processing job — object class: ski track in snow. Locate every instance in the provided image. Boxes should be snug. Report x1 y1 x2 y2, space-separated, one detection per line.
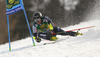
0 20 100 57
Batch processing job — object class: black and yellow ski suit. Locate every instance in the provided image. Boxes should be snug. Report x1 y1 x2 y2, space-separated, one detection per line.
32 16 76 40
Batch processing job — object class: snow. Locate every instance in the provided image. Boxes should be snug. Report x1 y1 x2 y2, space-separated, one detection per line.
59 0 79 10
0 0 100 56
0 19 100 57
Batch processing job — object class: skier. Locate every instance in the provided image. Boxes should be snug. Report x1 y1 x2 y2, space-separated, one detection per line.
32 12 83 43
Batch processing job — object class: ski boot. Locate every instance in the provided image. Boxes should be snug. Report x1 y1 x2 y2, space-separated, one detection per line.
50 36 58 41
75 33 83 36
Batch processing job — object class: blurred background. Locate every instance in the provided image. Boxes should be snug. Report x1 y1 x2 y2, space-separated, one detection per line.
0 0 96 44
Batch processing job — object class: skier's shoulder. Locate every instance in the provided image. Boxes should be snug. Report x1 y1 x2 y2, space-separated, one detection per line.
44 16 50 19
43 16 51 20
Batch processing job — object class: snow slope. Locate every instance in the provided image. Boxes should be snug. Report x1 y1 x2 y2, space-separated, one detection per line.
0 19 100 57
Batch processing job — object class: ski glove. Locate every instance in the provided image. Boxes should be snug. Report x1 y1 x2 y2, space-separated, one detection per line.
35 37 41 43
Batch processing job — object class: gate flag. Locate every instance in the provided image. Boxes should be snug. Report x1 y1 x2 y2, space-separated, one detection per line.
6 0 35 51
6 0 22 15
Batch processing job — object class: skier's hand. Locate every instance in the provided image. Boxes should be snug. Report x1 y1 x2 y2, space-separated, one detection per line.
35 37 41 43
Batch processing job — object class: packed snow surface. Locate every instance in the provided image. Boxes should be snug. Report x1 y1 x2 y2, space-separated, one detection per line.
0 19 100 57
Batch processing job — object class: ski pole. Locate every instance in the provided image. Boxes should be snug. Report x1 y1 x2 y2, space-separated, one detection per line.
66 26 95 32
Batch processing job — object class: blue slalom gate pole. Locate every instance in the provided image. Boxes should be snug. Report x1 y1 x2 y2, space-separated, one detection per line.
20 0 35 46
23 9 35 46
7 15 11 51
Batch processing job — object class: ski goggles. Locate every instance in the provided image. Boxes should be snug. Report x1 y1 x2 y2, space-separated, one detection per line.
34 17 40 19
34 18 41 22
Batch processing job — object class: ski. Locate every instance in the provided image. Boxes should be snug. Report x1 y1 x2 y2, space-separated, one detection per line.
43 41 58 45
43 37 70 45
43 42 55 45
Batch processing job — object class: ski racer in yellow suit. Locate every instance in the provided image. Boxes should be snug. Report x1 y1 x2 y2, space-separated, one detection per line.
32 12 83 43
